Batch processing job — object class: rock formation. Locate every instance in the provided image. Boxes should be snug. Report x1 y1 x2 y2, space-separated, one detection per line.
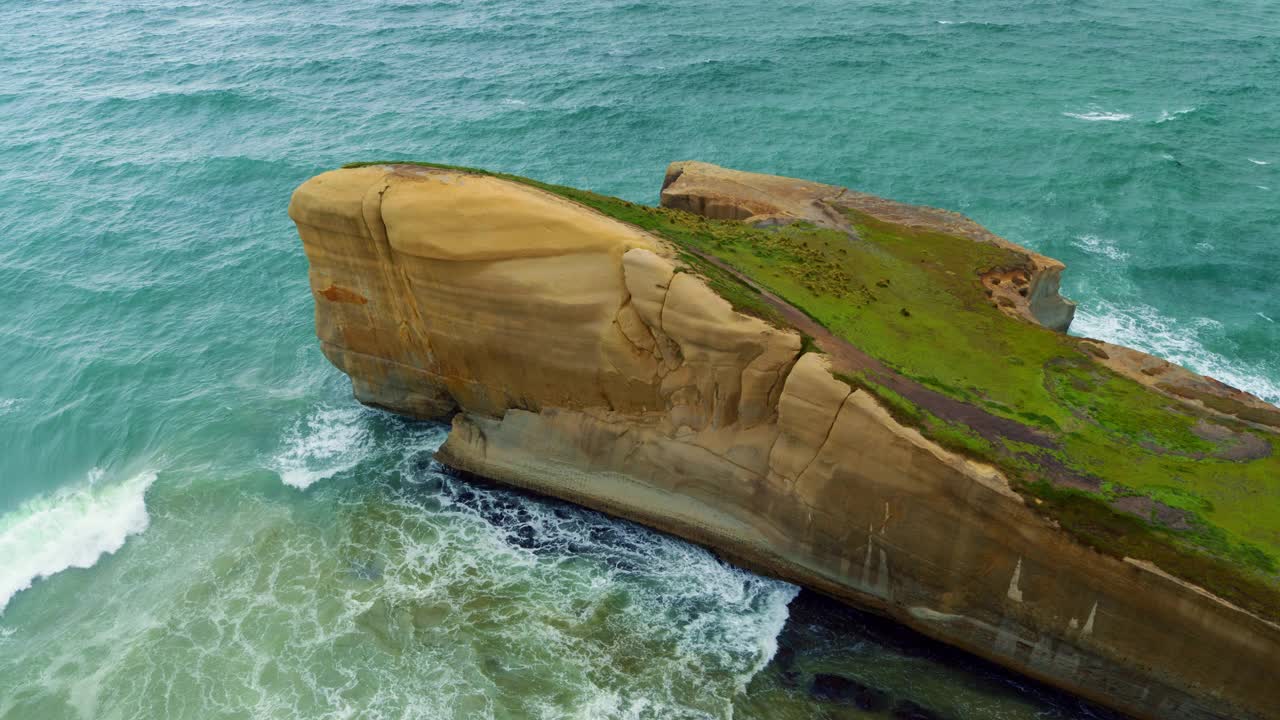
290 161 1280 720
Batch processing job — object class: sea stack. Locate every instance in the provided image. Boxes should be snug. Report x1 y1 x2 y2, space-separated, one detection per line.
290 161 1280 720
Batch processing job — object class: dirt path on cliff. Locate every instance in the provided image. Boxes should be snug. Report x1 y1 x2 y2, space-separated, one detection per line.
684 247 1054 450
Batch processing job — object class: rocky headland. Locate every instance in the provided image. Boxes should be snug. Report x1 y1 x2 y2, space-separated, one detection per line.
289 161 1280 720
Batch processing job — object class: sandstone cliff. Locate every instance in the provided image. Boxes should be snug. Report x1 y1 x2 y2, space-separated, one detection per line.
290 161 1280 720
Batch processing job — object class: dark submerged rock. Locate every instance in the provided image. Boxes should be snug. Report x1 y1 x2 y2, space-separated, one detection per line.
892 699 946 720
810 673 890 712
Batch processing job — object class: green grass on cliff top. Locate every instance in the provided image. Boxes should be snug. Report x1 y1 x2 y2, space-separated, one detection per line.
346 161 1280 617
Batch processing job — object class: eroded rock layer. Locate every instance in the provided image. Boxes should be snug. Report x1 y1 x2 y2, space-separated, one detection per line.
290 163 1280 720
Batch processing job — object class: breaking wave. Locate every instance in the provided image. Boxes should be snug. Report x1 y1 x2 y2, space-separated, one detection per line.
1071 234 1129 262
1155 107 1196 123
1072 301 1280 404
0 470 156 614
270 404 375 489
1063 110 1132 122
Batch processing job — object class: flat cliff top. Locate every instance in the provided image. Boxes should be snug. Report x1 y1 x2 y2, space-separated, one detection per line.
343 160 1280 620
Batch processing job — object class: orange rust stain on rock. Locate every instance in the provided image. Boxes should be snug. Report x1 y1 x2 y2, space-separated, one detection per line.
319 284 368 305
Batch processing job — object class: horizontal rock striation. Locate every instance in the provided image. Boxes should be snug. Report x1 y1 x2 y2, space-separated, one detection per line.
290 162 1280 720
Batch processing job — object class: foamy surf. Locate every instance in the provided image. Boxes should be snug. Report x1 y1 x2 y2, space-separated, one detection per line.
1155 107 1196 123
1249 158 1270 165
1073 301 1280 404
1063 110 1131 122
732 581 798 692
0 470 156 614
1072 234 1129 262
270 404 374 489
385 446 802 715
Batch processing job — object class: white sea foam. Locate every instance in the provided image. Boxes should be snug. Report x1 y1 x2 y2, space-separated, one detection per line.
1063 110 1131 122
1071 234 1129 262
0 421 804 719
0 470 156 614
1259 312 1275 324
1249 158 1270 165
0 398 20 414
1073 301 1280 404
733 580 798 691
271 404 373 489
1155 106 1196 123
384 451 800 714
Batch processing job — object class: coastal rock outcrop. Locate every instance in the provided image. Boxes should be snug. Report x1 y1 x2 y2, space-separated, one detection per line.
291 161 1280 720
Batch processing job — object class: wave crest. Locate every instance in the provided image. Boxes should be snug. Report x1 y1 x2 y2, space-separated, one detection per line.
0 470 156 614
270 405 374 489
1063 110 1132 122
1155 107 1197 123
1073 302 1280 404
1072 234 1129 262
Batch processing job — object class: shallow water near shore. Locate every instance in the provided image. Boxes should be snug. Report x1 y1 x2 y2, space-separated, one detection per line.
0 410 1119 719
0 0 1276 717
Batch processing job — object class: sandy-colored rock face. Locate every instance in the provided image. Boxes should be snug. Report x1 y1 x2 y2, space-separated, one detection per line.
291 164 1279 720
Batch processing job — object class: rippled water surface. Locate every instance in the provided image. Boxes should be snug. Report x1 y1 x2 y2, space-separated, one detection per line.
1 1 1276 718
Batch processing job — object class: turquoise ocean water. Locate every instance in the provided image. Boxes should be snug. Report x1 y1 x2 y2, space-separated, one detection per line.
0 1 1276 718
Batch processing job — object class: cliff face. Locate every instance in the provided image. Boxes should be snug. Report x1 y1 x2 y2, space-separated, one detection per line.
290 162 1280 720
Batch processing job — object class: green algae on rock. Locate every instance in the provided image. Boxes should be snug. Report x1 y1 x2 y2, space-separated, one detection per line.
295 161 1280 720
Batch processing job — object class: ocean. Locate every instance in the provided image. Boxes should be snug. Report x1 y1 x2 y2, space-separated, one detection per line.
0 1 1275 718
